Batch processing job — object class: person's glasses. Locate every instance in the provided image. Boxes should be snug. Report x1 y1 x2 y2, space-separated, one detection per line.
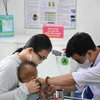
36 52 47 61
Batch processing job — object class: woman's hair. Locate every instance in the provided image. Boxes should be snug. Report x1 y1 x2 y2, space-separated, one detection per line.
13 34 52 54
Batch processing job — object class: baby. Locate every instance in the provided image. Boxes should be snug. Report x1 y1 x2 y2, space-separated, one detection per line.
18 61 38 83
18 61 41 100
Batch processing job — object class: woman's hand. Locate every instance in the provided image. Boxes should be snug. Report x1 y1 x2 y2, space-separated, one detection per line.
25 79 40 93
47 85 56 95
37 78 48 90
39 90 48 100
37 78 45 84
39 85 56 99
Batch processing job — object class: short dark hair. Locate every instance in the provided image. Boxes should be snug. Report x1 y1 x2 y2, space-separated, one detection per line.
18 61 36 72
65 32 96 57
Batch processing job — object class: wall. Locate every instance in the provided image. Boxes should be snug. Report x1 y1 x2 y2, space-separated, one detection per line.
0 0 100 44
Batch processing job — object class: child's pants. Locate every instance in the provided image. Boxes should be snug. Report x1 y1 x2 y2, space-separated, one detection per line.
27 93 40 100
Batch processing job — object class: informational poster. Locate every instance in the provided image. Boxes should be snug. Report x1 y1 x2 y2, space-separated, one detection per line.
43 24 64 38
25 0 76 29
0 15 14 37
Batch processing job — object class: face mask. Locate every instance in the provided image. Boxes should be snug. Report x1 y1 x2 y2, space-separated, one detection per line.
78 59 93 69
28 53 42 65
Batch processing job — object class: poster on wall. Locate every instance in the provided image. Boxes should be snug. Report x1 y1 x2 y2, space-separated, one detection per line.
43 24 64 38
25 0 76 29
0 15 14 37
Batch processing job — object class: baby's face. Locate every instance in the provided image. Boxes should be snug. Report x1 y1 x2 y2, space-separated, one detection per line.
19 64 38 83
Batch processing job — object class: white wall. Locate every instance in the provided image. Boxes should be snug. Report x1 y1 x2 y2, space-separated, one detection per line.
0 0 100 44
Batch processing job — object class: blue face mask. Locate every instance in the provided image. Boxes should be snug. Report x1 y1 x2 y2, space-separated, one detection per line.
78 59 93 69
